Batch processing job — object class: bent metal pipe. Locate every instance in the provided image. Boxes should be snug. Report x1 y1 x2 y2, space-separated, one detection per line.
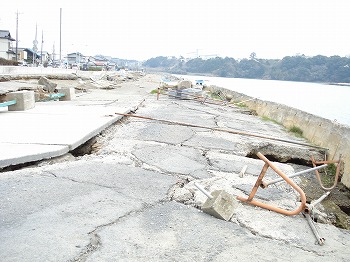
236 152 307 216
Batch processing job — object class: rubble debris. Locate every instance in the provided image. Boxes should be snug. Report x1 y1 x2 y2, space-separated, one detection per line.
195 182 238 221
177 80 192 90
38 76 57 93
168 87 204 100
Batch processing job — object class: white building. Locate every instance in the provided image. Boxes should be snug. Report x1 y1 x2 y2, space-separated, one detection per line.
0 30 16 60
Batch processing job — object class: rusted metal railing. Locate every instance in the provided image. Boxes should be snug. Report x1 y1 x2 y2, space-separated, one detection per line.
311 155 343 191
236 152 307 216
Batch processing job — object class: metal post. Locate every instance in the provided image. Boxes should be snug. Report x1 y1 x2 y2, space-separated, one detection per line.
194 182 213 199
304 213 325 245
15 10 18 62
307 192 330 212
59 8 62 66
261 164 328 188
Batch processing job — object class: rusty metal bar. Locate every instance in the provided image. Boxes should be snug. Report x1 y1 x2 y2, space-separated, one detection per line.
247 163 269 201
114 113 328 150
311 155 342 191
237 152 307 216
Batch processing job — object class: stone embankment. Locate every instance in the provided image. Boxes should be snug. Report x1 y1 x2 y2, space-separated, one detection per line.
211 86 350 189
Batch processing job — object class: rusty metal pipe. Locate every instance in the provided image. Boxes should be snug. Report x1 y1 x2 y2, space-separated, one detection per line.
236 196 306 216
237 152 307 216
247 163 269 201
311 155 342 191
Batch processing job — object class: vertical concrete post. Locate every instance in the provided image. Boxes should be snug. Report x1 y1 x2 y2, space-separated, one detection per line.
57 87 75 101
7 90 35 111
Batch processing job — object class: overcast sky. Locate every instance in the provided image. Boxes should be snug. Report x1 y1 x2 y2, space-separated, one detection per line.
0 0 349 61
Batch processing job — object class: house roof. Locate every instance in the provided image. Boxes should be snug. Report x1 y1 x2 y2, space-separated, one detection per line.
67 52 84 57
0 30 15 41
24 48 41 57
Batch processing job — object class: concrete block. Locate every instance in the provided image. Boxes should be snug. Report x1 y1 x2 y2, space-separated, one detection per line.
38 76 57 93
7 90 35 111
202 190 238 221
57 87 75 101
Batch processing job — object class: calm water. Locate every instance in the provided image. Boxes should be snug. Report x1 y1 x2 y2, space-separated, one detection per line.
179 75 350 127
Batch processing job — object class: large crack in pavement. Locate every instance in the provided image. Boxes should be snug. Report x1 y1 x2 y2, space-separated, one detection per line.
68 200 170 262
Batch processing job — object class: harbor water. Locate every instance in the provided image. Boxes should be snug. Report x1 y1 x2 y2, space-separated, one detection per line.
180 75 350 127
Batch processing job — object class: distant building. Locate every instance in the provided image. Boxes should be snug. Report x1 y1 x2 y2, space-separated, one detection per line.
23 48 41 64
66 52 84 66
0 30 16 60
16 47 28 62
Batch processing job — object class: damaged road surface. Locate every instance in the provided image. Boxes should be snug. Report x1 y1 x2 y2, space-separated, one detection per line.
1 85 350 261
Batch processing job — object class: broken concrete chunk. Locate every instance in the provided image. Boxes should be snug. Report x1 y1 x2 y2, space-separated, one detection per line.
202 190 238 221
38 76 57 93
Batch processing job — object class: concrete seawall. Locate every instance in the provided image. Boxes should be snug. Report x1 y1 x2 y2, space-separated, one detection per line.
213 86 350 188
0 66 76 75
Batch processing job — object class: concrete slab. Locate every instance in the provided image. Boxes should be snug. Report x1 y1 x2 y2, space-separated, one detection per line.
0 103 126 147
0 81 39 94
0 143 68 168
0 89 147 168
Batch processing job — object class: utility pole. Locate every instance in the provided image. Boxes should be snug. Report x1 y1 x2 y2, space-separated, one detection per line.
59 8 62 66
52 42 56 63
40 30 44 64
33 24 38 66
15 10 23 62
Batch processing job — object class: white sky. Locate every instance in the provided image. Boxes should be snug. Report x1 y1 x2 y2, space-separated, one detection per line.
0 0 349 61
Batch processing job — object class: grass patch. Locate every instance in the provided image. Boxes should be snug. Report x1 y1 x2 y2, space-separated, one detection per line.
320 163 337 186
150 89 159 94
288 126 303 137
235 102 247 108
210 93 223 100
209 90 225 100
261 116 281 125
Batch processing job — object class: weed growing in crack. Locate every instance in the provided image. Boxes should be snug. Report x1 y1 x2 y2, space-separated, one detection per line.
289 126 303 137
261 116 281 125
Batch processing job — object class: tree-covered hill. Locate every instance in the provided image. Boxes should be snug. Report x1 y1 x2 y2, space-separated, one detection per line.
143 55 350 83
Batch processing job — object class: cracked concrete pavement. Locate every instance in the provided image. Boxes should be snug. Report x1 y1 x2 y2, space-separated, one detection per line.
1 75 350 261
